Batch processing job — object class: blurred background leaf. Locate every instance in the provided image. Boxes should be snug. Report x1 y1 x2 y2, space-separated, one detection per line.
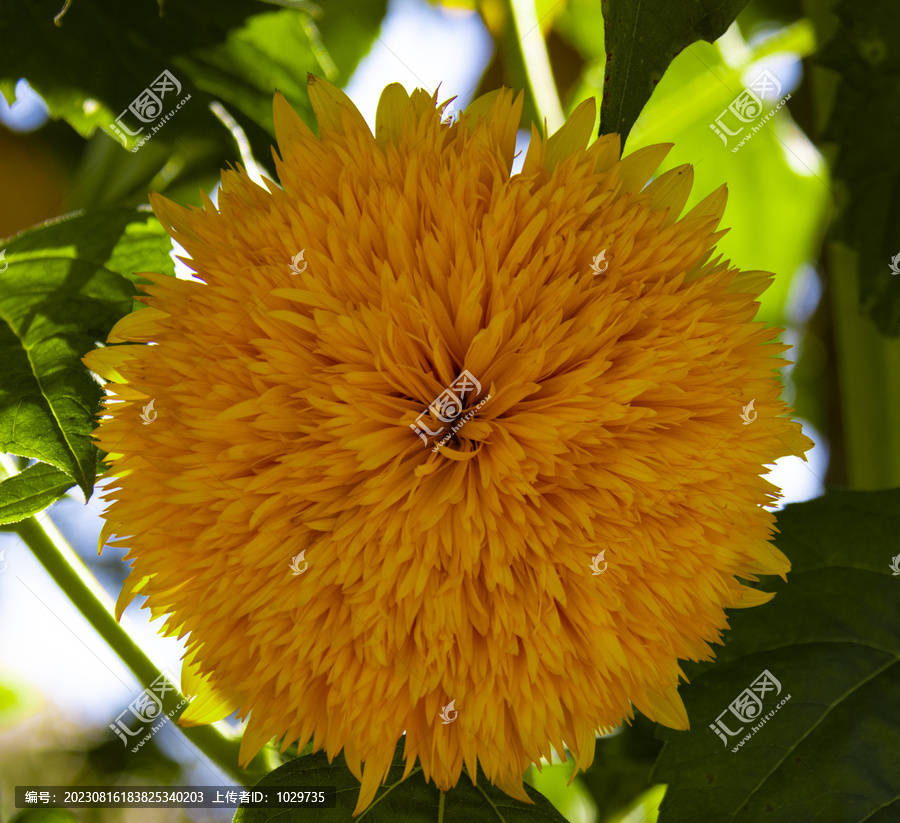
807 0 900 490
2 1 320 147
0 0 388 212
815 0 900 337
579 716 663 823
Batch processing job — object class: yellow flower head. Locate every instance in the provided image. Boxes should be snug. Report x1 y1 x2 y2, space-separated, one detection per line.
83 76 812 814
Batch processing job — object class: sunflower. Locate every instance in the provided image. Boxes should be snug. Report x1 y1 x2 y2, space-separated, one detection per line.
83 75 812 814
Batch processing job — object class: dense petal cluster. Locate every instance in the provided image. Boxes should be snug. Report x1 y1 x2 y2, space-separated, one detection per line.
83 76 812 814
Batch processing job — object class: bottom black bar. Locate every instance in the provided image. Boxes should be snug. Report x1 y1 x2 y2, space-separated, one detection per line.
16 786 337 808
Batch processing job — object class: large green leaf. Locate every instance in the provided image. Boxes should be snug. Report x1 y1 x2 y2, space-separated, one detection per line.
0 461 75 525
815 0 900 337
234 740 568 822
600 0 752 141
0 207 174 498
652 489 900 821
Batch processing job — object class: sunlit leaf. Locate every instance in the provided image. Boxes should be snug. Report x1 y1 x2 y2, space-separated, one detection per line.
0 207 174 498
0 462 75 525
623 26 826 327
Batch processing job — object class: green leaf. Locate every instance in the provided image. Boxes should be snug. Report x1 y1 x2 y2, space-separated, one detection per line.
0 206 174 498
0 461 76 525
234 740 568 822
600 0 752 142
815 0 900 336
621 24 826 329
652 490 900 821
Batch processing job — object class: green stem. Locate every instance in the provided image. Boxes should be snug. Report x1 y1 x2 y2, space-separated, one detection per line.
9 500 268 783
509 0 565 133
